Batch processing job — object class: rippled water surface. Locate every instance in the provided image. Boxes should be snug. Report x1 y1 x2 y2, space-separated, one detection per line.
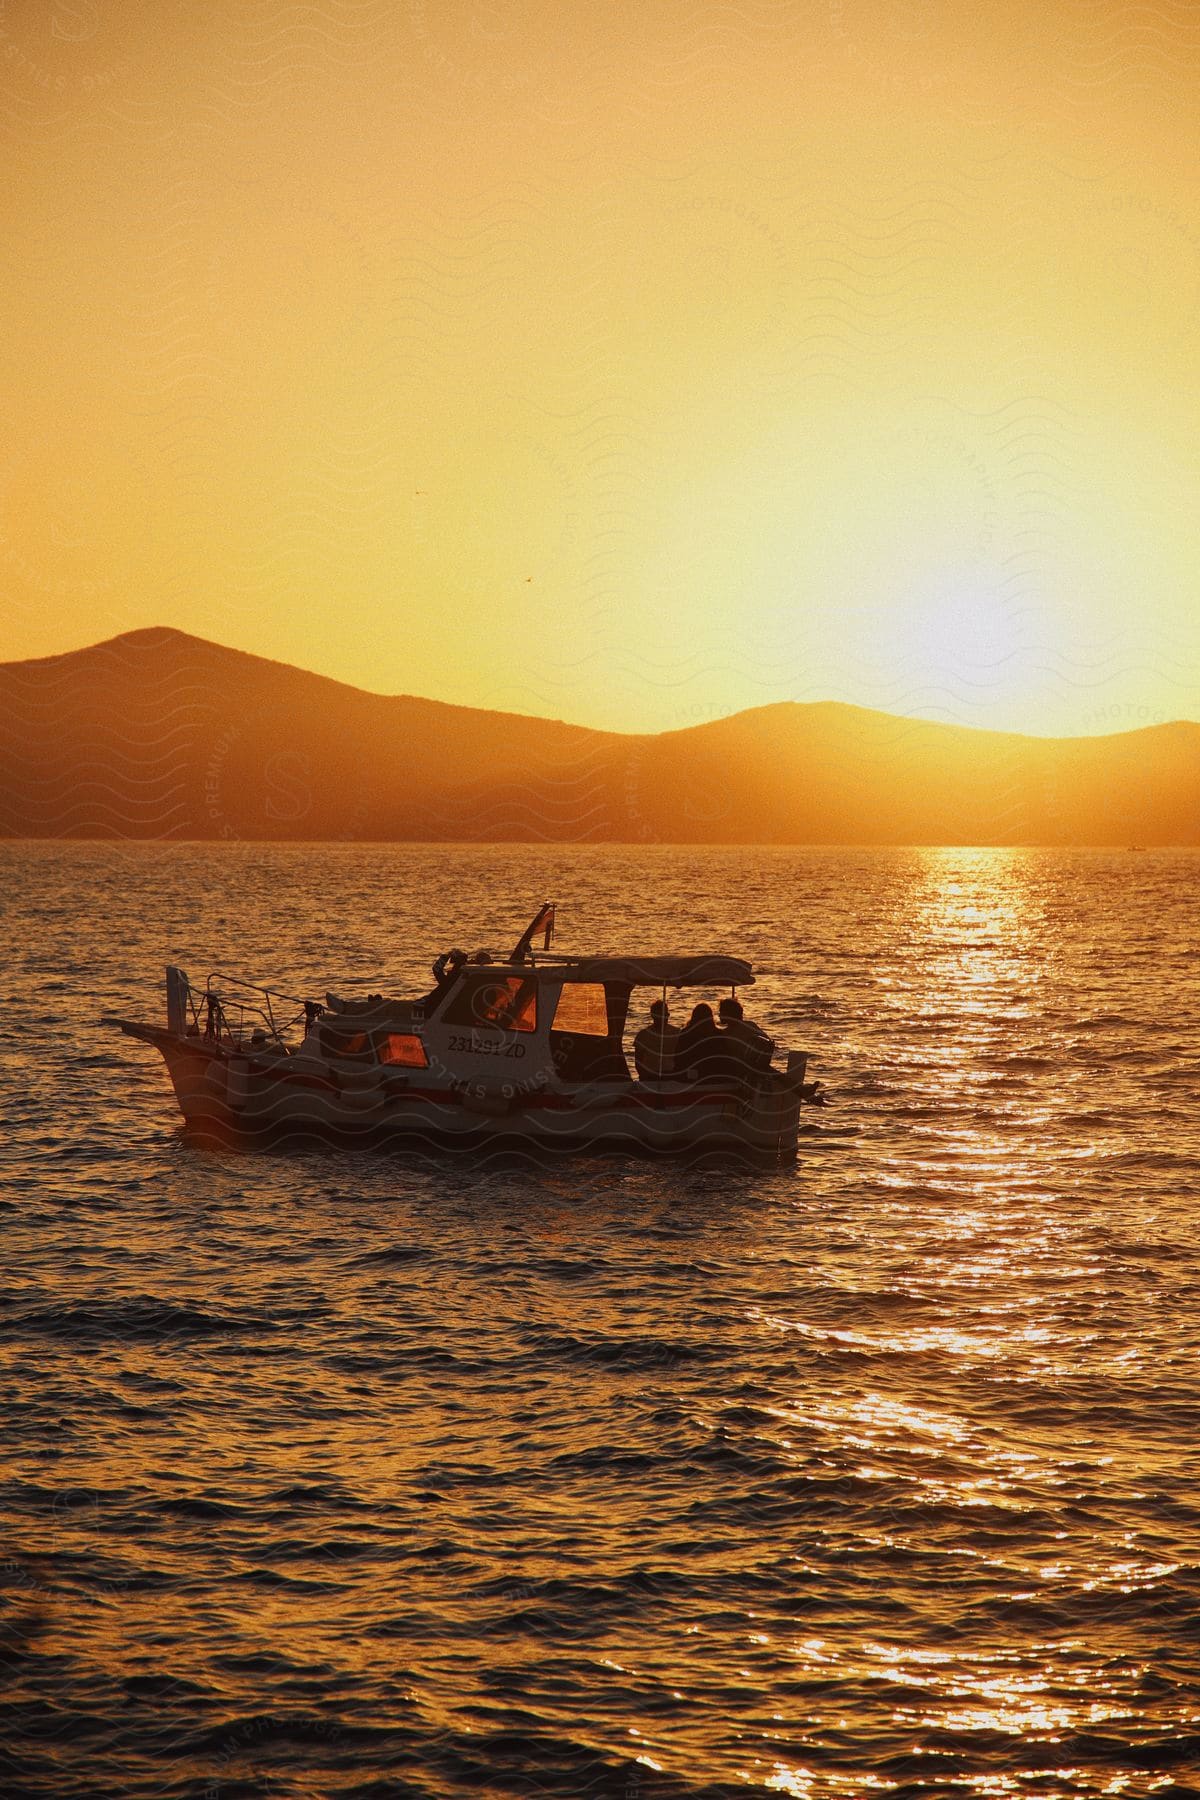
3 844 1199 1798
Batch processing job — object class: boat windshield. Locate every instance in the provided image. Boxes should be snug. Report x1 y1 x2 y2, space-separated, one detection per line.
440 973 538 1033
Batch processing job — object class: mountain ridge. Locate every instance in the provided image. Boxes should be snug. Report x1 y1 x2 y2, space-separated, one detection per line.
15 627 1192 744
1 629 1197 843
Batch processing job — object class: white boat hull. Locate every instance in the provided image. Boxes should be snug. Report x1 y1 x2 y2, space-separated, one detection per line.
122 1028 806 1161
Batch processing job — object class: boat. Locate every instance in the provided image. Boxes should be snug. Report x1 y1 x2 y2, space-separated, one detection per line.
102 903 825 1161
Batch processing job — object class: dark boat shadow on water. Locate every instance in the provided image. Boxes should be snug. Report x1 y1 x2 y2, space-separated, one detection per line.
160 1118 852 1252
172 1115 847 1173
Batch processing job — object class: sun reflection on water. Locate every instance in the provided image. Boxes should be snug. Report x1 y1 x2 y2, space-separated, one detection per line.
893 848 1045 1083
737 835 1188 1800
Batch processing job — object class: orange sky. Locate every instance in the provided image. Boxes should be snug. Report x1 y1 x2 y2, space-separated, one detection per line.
2 0 1198 735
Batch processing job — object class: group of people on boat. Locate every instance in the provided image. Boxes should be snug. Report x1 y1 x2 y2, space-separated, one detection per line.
632 996 773 1086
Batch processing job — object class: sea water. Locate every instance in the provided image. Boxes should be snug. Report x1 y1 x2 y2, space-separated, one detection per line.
2 843 1197 1797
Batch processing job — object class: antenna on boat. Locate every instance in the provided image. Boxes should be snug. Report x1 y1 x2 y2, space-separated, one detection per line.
510 900 555 964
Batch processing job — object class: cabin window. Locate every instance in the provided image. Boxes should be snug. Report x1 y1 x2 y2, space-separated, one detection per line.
551 983 609 1037
325 1028 370 1058
442 974 538 1033
376 1032 428 1068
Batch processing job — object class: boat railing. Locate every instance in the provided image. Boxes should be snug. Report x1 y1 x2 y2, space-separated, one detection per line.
194 971 315 1050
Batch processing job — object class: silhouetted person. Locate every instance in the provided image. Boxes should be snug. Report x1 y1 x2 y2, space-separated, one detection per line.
432 948 467 990
676 1002 724 1081
633 999 680 1082
718 995 774 1078
420 947 467 1013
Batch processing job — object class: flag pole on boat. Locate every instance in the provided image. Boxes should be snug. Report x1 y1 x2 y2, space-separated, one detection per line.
509 900 555 964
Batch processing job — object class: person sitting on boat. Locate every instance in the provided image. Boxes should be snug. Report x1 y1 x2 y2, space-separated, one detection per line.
675 1002 726 1081
431 947 467 989
633 999 680 1083
718 996 774 1077
418 947 468 1015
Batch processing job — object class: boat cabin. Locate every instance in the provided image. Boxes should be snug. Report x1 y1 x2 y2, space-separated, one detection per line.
319 954 755 1088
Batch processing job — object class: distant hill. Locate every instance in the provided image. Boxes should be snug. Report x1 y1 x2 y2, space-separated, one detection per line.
1 628 1198 843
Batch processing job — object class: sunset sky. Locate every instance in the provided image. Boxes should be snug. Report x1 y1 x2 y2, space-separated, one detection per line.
3 0 1198 735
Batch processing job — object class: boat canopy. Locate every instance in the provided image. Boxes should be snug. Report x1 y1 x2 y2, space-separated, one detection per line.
528 955 754 988
497 905 753 989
